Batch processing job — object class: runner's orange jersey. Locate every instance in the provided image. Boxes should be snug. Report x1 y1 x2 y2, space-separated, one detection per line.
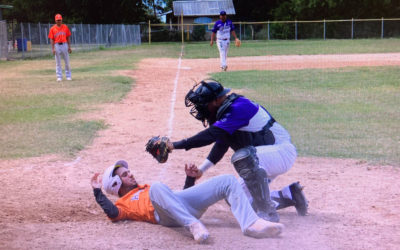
48 24 71 43
112 184 157 223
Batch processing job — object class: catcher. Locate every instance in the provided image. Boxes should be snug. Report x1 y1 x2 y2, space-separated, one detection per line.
91 160 284 244
146 79 308 223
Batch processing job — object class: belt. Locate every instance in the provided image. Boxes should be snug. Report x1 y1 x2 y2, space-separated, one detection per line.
57 42 64 45
218 38 228 40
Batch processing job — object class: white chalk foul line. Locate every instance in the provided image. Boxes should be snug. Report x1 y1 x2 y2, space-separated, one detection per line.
157 45 184 181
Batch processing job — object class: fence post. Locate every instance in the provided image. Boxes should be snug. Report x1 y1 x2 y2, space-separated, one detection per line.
181 12 184 44
38 22 42 55
99 24 102 47
21 23 25 59
95 24 98 48
88 24 91 49
80 23 84 50
295 20 297 40
73 24 77 46
28 22 32 57
148 20 151 44
381 17 384 39
267 21 270 40
239 22 242 40
47 23 50 45
351 18 354 39
323 19 326 40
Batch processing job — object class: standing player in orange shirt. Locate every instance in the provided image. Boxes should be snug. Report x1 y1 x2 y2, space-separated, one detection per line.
91 160 284 244
48 14 72 82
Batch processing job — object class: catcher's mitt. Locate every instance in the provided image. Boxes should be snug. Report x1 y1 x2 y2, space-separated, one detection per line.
235 38 241 47
145 136 170 163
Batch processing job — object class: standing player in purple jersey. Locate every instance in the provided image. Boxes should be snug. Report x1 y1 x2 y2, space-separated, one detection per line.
210 11 239 71
167 79 308 223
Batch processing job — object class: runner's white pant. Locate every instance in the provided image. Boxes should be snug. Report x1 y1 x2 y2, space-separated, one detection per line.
149 175 259 232
217 39 230 68
55 43 71 79
239 122 298 202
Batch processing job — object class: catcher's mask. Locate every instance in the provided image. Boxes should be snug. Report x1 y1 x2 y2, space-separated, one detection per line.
185 79 230 127
102 160 129 197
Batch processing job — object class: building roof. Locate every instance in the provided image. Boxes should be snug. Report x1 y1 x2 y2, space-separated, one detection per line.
173 0 235 17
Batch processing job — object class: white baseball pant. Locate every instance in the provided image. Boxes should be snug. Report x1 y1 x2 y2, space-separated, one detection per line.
55 43 71 79
217 39 230 69
239 122 298 202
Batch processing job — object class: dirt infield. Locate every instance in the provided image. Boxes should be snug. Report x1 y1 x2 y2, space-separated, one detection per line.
1 53 399 249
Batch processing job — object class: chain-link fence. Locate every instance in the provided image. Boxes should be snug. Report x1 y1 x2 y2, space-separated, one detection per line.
4 21 141 59
142 18 400 43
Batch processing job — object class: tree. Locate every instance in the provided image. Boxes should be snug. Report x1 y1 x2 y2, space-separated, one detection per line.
3 0 156 23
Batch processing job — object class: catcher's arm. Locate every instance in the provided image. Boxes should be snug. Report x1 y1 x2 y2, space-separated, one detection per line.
172 126 227 151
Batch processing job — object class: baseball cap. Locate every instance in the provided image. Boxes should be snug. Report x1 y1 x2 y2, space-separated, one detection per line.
55 14 62 21
220 11 226 16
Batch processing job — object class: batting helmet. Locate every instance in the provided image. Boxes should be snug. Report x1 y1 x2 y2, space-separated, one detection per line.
102 160 128 196
185 79 230 126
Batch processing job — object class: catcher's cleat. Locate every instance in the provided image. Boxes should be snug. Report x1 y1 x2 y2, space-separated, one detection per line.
244 218 284 239
289 182 308 216
188 221 209 244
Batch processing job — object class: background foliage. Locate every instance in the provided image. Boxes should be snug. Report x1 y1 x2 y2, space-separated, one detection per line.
2 0 400 23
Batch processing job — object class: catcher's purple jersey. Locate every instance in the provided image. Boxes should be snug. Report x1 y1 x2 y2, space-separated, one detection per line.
213 97 273 135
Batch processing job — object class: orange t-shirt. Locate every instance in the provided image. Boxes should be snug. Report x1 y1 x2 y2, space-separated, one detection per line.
48 24 71 43
112 184 157 224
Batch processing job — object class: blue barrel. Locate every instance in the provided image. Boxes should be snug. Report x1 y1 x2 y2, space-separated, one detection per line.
17 38 27 52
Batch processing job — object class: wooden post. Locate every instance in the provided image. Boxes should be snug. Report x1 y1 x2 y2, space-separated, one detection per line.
181 12 184 44
148 20 151 44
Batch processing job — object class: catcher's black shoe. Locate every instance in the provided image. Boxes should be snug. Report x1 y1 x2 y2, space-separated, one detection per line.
289 182 308 216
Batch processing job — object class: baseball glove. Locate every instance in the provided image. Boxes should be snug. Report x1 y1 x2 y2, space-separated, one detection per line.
235 38 241 47
145 136 171 163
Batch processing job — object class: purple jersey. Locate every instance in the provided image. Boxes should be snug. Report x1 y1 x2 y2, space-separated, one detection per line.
212 19 235 40
214 97 272 135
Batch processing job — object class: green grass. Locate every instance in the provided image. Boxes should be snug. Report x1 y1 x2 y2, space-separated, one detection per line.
0 44 181 159
182 38 400 58
211 66 400 166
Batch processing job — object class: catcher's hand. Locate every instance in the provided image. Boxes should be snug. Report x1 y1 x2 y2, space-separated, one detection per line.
235 38 241 47
145 136 171 163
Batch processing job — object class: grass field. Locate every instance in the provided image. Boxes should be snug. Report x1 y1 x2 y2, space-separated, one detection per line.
183 38 400 58
212 66 400 166
0 48 166 158
1 40 399 165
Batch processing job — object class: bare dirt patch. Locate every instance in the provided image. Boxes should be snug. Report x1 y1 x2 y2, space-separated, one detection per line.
1 53 399 249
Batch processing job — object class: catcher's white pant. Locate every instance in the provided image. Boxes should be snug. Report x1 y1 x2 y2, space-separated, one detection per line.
217 39 230 69
54 43 71 79
239 122 298 202
149 175 259 231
